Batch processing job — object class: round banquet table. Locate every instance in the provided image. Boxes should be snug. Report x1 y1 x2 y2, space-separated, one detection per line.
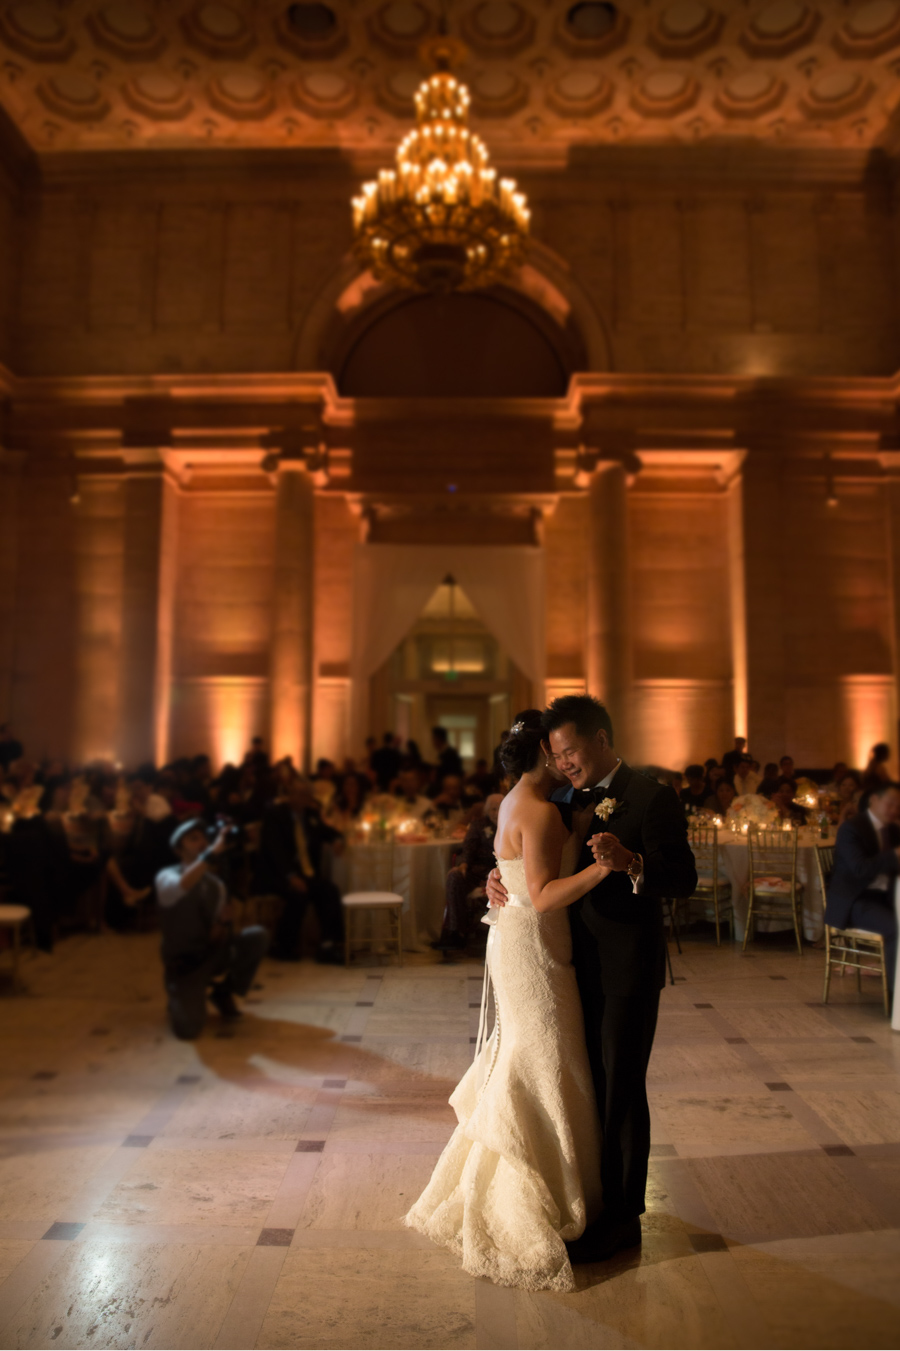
683 828 833 943
328 838 456 952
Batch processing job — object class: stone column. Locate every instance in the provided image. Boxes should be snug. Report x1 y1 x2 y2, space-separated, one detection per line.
586 460 632 742
72 475 125 764
270 464 315 771
739 446 786 760
118 467 178 767
881 452 900 761
0 450 22 721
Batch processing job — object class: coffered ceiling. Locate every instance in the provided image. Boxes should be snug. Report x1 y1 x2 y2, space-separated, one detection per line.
0 0 898 161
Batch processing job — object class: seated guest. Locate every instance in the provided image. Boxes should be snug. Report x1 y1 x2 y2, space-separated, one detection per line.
326 772 368 831
705 759 725 792
244 735 270 774
733 754 761 796
434 793 503 950
705 780 736 816
721 736 748 777
255 775 344 963
0 723 23 772
836 770 863 825
106 779 176 930
779 755 795 781
393 767 431 820
430 773 466 829
827 780 900 991
156 820 268 1040
766 777 807 825
821 762 850 797
467 757 498 797
680 765 708 813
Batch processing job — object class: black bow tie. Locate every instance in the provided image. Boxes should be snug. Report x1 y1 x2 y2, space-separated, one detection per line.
572 787 608 809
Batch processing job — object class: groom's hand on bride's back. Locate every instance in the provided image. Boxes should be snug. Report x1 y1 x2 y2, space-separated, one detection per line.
485 867 509 908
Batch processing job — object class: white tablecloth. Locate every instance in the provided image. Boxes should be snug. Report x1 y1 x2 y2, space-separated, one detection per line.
330 839 456 952
686 830 832 942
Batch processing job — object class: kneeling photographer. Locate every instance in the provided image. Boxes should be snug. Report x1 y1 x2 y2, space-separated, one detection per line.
156 818 269 1040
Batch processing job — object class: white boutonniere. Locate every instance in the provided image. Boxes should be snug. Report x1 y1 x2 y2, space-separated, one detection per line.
594 797 617 822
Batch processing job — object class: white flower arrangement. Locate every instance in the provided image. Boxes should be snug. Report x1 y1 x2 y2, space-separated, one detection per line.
594 797 617 822
726 793 779 831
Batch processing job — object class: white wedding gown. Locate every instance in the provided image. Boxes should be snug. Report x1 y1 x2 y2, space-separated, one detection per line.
405 857 602 1292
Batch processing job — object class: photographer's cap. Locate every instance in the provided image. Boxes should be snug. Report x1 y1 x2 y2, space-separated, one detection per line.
169 817 207 852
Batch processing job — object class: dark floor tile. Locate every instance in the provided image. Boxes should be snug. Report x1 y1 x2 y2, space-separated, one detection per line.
765 1082 792 1092
851 1036 875 1044
323 1079 347 1089
90 1027 110 1036
469 1002 481 1008
650 1144 678 1158
31 1071 57 1080
694 1003 713 1009
257 1227 294 1246
769 975 788 981
822 1144 855 1157
341 1035 362 1043
124 1134 154 1147
469 1036 478 1043
42 1222 85 1241
355 1001 374 1007
176 1074 201 1084
673 976 688 982
689 1233 728 1253
725 1037 747 1044
296 1140 325 1152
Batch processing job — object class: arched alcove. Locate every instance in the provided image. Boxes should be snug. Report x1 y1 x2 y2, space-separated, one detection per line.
336 289 573 398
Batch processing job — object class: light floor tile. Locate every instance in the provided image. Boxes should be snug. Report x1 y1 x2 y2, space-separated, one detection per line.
95 1149 291 1228
259 1246 476 1350
3 1239 252 1350
296 1152 440 1230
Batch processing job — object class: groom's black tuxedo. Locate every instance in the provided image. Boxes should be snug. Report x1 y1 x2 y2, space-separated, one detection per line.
552 762 697 1226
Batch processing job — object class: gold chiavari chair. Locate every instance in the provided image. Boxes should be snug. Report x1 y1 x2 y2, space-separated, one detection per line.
744 828 804 956
687 824 733 945
814 843 890 1017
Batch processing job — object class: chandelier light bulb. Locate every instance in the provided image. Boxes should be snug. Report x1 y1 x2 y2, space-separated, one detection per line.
351 68 530 293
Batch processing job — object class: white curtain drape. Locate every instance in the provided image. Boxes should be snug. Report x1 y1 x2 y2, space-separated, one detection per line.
350 544 546 750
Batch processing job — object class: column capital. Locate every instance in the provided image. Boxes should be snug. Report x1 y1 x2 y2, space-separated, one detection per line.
574 445 640 488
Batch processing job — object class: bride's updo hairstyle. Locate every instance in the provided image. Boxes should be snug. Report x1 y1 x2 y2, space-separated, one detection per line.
499 709 545 780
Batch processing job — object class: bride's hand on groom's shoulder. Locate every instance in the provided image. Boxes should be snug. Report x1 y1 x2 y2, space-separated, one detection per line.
485 867 508 908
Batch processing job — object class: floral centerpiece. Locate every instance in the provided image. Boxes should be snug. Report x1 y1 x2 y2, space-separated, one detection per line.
726 793 779 834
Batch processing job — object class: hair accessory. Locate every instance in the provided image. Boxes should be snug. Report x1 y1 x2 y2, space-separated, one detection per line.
510 720 525 734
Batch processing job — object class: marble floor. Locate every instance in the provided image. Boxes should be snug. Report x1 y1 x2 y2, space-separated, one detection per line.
0 930 899 1350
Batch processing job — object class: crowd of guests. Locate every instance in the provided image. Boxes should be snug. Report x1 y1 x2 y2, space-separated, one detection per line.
2 717 897 1027
666 736 892 829
0 723 504 960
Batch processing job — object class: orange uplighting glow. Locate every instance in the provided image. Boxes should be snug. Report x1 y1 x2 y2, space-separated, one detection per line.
840 676 896 774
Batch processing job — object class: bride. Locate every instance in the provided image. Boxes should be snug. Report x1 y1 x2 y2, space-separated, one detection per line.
405 710 610 1292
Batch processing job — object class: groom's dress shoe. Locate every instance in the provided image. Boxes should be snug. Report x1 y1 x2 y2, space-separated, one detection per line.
566 1216 642 1264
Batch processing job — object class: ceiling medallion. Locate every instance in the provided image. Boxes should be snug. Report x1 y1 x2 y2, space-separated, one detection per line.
352 40 529 293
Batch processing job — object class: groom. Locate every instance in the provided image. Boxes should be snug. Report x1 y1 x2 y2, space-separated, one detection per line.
487 693 696 1261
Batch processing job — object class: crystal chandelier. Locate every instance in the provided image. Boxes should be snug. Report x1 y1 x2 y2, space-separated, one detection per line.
352 65 530 293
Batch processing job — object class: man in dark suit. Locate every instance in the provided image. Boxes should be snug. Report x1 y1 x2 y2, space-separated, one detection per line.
827 780 900 991
255 776 345 963
487 694 697 1262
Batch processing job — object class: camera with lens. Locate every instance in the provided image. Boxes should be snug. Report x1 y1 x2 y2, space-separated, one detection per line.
210 815 243 845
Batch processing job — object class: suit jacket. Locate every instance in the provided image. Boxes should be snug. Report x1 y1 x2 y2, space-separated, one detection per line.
553 762 697 996
826 812 899 929
254 800 342 892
